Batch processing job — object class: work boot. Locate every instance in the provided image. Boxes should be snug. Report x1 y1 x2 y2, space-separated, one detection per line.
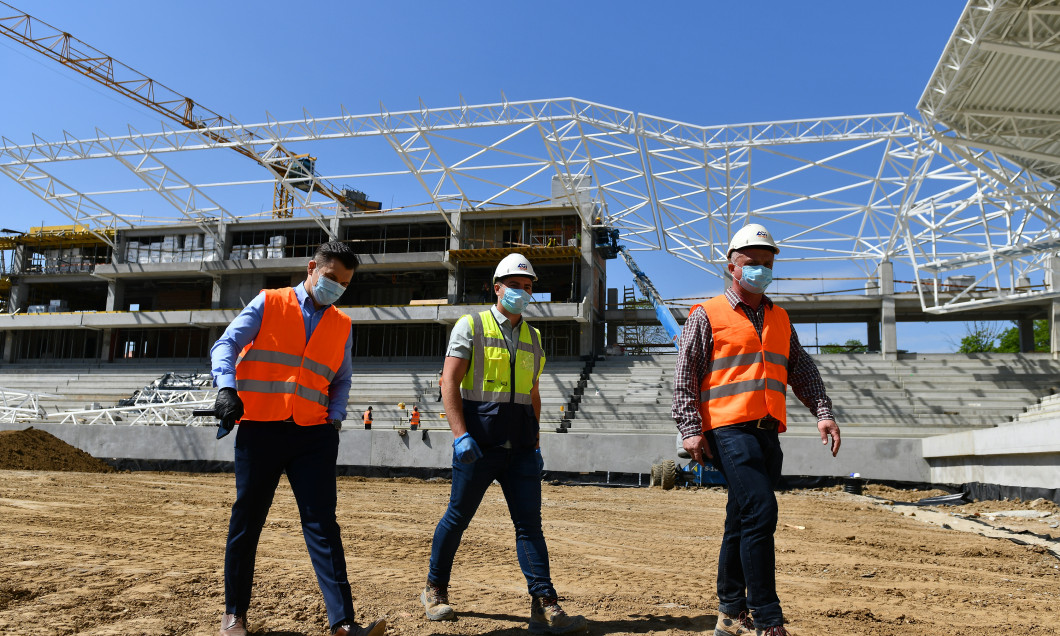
420 581 455 621
219 613 247 636
715 609 754 635
756 625 796 636
332 618 386 636
529 596 587 634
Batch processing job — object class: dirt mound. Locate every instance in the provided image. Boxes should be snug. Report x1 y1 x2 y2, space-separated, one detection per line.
0 428 114 473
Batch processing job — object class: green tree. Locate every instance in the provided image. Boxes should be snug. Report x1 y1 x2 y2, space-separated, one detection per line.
956 321 1004 353
994 319 1050 352
820 338 867 354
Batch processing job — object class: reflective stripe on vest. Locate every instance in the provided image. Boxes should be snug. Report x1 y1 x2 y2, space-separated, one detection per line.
234 287 351 425
460 310 543 405
695 295 790 432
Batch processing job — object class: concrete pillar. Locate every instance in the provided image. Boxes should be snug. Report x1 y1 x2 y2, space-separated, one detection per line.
606 288 618 348
211 276 223 310
1018 317 1036 353
8 280 28 314
1048 256 1060 358
867 319 881 353
446 212 462 305
216 222 230 261
877 261 897 359
99 329 114 363
2 331 14 363
105 280 124 312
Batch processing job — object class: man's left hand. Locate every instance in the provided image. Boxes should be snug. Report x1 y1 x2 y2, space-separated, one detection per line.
818 419 840 457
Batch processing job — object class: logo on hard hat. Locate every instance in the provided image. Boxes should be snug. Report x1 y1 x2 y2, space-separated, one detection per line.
756 231 769 237
518 263 527 270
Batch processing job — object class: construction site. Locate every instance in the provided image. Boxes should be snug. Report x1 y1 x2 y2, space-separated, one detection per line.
0 1 1059 633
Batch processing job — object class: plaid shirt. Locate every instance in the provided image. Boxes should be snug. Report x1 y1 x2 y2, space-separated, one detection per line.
671 288 835 439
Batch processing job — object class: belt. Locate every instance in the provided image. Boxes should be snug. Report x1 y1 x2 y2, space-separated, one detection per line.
739 417 780 432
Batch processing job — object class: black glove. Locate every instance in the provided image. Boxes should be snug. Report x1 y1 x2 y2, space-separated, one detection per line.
214 387 244 440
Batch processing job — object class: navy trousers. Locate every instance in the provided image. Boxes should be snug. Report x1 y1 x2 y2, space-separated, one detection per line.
705 423 785 628
428 446 557 598
224 421 354 629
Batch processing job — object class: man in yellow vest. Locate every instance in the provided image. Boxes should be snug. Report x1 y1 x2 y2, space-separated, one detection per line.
210 241 384 636
671 224 841 636
419 253 587 634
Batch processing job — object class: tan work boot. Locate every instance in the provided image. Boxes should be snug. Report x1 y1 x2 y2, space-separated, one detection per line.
715 609 754 635
219 613 247 636
420 581 455 621
529 596 587 634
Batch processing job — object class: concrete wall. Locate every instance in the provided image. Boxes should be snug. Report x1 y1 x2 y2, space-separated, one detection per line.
921 420 1060 489
0 422 929 483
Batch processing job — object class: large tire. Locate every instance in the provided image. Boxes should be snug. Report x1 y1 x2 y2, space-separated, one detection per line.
661 459 678 490
649 463 661 488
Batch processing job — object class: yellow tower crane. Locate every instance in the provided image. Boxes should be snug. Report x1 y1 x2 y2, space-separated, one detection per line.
0 1 382 218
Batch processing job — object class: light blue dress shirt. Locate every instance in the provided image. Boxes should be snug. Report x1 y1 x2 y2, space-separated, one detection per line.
210 283 353 422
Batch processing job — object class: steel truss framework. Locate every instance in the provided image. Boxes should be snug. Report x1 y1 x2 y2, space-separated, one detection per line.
1 95 1058 315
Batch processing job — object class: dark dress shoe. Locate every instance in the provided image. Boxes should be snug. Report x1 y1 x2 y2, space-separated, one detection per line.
333 618 386 636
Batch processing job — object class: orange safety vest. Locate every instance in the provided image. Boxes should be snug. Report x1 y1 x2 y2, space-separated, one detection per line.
410 411 420 427
363 409 372 425
695 295 791 432
234 288 351 425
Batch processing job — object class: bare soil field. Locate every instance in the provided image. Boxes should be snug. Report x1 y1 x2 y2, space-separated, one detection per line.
0 431 1058 635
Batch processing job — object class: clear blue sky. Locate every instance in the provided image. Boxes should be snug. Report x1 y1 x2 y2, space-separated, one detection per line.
0 0 979 351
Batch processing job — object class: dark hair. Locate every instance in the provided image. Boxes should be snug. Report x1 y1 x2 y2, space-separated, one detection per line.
314 240 359 270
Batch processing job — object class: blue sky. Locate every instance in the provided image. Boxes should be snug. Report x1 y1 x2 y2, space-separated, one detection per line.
0 0 980 351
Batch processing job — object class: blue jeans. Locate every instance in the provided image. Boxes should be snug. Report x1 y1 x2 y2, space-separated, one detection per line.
706 423 784 628
428 446 557 598
224 422 355 629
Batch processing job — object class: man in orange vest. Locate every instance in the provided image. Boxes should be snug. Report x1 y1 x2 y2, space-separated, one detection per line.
409 406 420 430
363 406 373 430
210 241 384 636
671 224 841 636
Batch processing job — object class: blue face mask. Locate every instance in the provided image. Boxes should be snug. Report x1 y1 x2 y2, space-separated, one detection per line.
312 274 346 306
738 264 773 294
500 286 533 314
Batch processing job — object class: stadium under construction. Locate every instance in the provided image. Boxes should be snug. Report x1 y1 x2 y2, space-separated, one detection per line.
0 0 1058 501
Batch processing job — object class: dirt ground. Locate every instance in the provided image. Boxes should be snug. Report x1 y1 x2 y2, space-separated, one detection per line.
0 433 1058 635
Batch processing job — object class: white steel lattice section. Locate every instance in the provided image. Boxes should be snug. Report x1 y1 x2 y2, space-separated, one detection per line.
1 97 1058 313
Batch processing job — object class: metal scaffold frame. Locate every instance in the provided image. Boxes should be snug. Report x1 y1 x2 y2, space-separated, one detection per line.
0 93 1057 315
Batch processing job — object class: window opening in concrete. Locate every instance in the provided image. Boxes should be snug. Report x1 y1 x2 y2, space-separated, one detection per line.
123 278 212 312
462 215 579 249
114 327 210 360
351 323 447 358
345 223 448 254
26 243 112 274
230 227 328 261
17 329 100 360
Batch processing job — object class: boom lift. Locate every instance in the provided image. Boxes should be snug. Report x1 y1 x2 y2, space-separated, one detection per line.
0 2 381 218
592 220 682 350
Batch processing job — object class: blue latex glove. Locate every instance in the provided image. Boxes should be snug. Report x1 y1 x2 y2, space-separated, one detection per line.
453 432 483 464
535 449 544 473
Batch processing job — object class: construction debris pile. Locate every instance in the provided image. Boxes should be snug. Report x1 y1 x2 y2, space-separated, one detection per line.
0 428 114 472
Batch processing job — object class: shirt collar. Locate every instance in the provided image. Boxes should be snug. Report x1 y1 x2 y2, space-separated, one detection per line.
489 305 512 327
294 282 321 312
723 286 773 311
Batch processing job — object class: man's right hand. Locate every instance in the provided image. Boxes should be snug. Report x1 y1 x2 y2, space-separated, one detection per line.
682 434 712 464
453 432 483 464
214 387 244 423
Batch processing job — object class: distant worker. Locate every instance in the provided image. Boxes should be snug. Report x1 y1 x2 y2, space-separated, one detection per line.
671 224 840 636
420 253 587 634
210 241 385 636
409 406 420 431
363 406 373 430
479 282 491 304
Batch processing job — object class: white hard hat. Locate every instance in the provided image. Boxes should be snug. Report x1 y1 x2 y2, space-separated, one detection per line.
727 223 779 258
494 253 537 282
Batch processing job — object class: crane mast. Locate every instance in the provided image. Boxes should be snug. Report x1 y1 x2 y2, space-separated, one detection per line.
0 1 380 218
